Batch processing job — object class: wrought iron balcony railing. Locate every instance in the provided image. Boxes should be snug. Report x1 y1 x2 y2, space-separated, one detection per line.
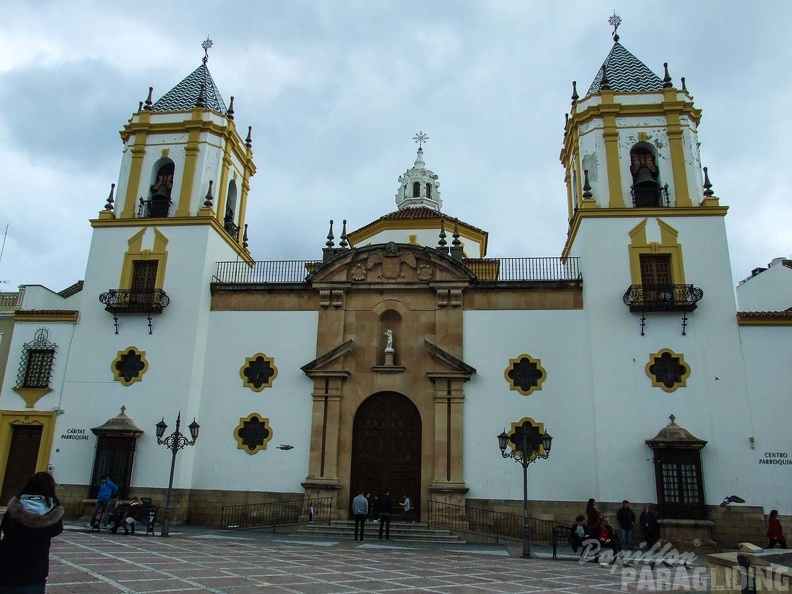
137 197 172 218
99 289 171 334
630 184 670 208
623 284 703 312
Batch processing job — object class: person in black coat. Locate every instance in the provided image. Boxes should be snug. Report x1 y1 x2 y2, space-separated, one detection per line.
378 490 393 540
0 471 64 594
640 504 659 549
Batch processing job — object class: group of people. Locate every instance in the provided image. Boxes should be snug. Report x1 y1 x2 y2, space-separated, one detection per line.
350 490 414 541
89 476 146 534
571 499 659 556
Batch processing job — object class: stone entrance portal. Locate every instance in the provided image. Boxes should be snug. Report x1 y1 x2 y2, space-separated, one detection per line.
350 392 421 519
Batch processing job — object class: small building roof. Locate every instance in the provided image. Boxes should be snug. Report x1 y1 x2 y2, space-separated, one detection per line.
91 406 144 438
646 415 707 450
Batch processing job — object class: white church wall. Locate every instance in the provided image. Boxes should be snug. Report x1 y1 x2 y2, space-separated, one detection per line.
462 309 594 502
739 325 792 514
193 310 318 492
736 259 792 311
572 215 761 508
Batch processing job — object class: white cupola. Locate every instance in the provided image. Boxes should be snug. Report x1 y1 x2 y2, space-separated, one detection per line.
395 146 442 211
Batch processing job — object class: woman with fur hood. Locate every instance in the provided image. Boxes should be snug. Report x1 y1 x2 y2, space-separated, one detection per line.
0 471 64 593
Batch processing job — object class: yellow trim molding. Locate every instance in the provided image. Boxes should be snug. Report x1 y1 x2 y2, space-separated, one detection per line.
13 311 78 323
90 217 254 264
627 218 686 285
11 387 53 409
645 348 690 393
119 228 169 289
240 353 279 392
111 347 149 386
0 410 57 497
348 219 489 257
234 413 273 455
561 206 728 259
504 354 547 396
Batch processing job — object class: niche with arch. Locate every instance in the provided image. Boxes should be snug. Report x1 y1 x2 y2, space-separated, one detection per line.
629 143 665 208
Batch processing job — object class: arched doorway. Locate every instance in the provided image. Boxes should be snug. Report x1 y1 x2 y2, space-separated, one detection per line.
350 392 421 520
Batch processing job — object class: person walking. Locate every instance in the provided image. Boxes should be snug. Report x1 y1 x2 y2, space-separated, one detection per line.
378 490 393 540
89 475 118 528
0 471 64 594
616 500 636 550
767 509 787 549
352 490 368 541
400 494 414 523
640 504 659 549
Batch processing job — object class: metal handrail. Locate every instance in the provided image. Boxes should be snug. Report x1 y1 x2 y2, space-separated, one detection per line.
220 496 333 531
426 500 561 544
99 289 171 314
623 284 703 311
213 257 582 284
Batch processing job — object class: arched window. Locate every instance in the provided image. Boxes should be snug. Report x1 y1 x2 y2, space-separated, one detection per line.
412 182 421 198
630 145 663 208
143 160 174 218
225 180 239 239
426 183 432 200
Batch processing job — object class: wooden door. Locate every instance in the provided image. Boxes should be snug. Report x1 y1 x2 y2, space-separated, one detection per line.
350 392 421 519
0 425 43 504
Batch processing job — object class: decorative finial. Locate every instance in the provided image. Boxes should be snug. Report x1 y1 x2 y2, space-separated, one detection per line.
413 130 429 149
702 167 714 197
195 82 206 108
438 216 447 248
571 81 578 105
600 65 610 91
681 77 687 93
227 96 235 120
144 86 153 111
104 183 116 211
564 113 569 136
120 405 126 415
669 414 676 425
340 220 348 248
582 170 592 199
245 126 252 148
242 224 248 249
203 180 214 208
609 11 621 43
326 220 335 248
202 37 213 64
662 63 673 88
138 101 143 112
452 220 461 247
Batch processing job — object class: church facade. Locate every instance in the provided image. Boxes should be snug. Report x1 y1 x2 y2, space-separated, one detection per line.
0 31 789 550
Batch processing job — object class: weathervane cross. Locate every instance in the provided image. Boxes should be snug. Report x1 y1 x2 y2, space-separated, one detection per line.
413 130 429 149
202 37 213 64
609 12 621 42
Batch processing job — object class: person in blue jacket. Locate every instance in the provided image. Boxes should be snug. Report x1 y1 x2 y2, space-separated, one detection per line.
89 476 118 528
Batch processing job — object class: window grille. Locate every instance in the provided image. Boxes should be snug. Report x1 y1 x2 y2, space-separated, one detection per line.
16 328 57 389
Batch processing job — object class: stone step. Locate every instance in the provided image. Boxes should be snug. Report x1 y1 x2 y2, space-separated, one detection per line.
296 521 464 543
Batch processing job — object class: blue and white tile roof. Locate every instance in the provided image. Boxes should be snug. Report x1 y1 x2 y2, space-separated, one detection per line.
151 63 228 115
586 42 663 95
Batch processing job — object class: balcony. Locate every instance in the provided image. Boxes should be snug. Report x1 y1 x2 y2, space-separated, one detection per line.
623 284 704 335
631 184 670 208
137 196 172 218
99 289 170 334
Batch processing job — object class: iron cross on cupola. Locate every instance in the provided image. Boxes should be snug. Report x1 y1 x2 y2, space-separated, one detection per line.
202 37 213 64
609 12 621 42
413 131 429 149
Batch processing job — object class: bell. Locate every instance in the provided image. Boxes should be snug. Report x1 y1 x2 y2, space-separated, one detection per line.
633 166 658 187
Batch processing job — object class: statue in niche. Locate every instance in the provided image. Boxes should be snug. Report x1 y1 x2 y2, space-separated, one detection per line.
385 329 394 351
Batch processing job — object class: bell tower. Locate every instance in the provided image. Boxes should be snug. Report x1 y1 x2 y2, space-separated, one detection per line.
100 39 255 250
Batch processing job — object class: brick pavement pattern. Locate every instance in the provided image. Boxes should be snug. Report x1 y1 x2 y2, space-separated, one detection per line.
44 528 709 593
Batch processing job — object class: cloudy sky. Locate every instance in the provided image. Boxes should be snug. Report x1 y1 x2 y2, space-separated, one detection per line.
1 1 790 295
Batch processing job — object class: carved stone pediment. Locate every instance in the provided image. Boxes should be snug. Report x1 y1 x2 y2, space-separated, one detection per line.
308 242 476 285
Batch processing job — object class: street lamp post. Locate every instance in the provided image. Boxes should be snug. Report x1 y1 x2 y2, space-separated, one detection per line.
156 412 200 536
498 422 552 558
